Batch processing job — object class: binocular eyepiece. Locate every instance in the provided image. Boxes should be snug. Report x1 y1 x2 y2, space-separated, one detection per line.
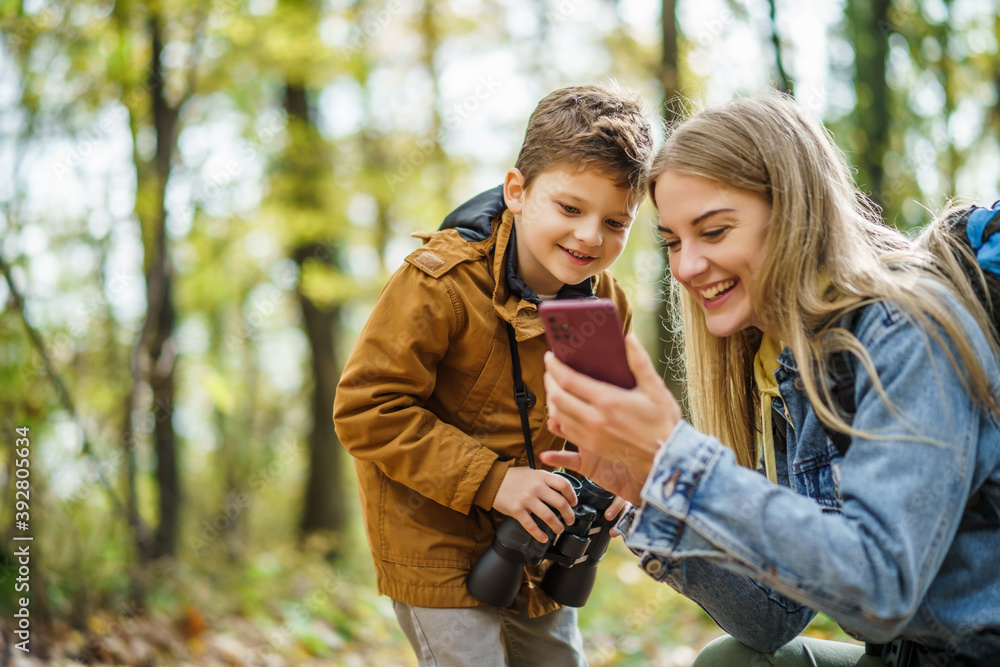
467 472 616 608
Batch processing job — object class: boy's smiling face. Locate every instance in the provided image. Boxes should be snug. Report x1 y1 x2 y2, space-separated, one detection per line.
504 165 637 296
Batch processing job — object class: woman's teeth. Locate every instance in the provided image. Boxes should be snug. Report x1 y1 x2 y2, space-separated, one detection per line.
701 279 736 300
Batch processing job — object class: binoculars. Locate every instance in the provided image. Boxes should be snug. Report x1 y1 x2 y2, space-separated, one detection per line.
467 472 616 608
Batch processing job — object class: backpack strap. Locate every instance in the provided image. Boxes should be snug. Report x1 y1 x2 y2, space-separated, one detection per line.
825 349 856 457
821 309 864 457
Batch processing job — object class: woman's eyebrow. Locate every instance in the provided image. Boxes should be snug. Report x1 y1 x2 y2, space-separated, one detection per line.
657 208 736 233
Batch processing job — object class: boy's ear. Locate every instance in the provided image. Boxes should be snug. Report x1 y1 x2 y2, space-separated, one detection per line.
503 168 526 214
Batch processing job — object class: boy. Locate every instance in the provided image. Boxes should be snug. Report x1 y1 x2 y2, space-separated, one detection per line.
333 84 655 666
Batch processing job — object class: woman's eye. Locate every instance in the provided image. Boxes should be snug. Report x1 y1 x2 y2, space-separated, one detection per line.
703 227 727 240
661 240 679 252
560 204 580 214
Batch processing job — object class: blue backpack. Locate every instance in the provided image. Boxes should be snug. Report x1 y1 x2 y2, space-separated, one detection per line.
826 200 1000 455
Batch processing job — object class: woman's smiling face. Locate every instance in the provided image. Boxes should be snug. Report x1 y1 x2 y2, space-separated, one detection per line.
654 170 772 338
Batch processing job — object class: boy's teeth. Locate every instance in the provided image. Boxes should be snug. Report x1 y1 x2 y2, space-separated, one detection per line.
701 280 736 300
567 249 591 259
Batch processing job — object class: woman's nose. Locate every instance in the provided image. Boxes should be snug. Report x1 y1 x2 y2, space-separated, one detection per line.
671 246 709 282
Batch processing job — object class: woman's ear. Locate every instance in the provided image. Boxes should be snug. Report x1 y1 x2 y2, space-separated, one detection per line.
503 168 526 214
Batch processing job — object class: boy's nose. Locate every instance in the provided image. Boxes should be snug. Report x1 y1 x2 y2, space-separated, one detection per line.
574 218 603 246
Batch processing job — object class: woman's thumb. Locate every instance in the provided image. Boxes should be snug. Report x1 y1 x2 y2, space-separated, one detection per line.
625 333 658 387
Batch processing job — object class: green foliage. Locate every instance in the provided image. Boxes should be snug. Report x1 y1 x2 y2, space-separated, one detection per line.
2 1 998 663
834 0 1000 230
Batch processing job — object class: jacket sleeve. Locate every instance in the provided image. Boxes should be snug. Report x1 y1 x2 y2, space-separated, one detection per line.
622 300 991 648
334 263 504 515
598 271 634 335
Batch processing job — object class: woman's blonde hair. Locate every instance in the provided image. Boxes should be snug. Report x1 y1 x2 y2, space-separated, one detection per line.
652 93 999 468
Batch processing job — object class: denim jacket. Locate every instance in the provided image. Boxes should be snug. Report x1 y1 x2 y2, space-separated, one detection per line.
621 296 1000 658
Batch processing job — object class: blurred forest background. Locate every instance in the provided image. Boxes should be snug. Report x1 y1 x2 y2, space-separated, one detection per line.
1 0 999 664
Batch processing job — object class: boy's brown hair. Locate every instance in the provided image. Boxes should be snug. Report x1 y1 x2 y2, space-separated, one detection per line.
515 83 656 207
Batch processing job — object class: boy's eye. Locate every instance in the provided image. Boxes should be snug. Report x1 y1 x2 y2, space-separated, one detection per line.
560 204 580 215
605 219 629 230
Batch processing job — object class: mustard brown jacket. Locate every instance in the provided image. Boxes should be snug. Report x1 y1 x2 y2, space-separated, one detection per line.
333 189 633 616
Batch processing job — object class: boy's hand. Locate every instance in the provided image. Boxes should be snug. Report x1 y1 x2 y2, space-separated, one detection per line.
493 468 578 543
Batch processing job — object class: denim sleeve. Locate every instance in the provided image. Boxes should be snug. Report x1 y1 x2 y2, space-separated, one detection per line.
623 305 985 646
623 424 818 651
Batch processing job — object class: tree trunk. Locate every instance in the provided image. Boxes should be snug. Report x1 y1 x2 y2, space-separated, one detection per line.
768 0 793 93
848 0 891 208
124 13 182 565
655 0 685 403
282 83 349 543
295 245 348 539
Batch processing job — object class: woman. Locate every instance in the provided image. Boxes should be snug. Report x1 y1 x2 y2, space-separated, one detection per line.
539 94 1000 666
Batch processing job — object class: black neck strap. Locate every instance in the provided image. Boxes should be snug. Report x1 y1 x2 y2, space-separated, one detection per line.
505 322 537 469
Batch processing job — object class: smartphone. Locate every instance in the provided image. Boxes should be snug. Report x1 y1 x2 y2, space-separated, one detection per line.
539 298 636 389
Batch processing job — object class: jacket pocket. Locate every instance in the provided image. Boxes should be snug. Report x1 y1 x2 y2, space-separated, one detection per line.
790 454 841 512
378 474 477 568
451 326 508 430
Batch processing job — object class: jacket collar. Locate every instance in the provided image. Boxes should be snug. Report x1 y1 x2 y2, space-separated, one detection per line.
441 185 504 242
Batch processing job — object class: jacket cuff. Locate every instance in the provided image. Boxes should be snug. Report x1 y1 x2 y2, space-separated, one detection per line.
622 420 722 576
472 459 514 510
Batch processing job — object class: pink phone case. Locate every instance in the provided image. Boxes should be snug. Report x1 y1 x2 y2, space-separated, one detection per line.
539 298 636 389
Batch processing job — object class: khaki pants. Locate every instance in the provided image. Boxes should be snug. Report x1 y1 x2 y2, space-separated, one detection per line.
393 598 588 667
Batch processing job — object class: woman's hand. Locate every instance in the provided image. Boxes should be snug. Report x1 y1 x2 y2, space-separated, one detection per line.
539 449 649 505
540 333 683 504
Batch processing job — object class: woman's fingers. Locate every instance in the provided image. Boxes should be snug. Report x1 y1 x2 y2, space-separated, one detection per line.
539 449 583 471
544 350 613 404
625 332 661 389
606 495 629 521
543 371 606 445
547 415 568 440
547 337 681 456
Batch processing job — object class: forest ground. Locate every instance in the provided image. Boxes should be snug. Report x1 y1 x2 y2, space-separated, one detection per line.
2 536 855 667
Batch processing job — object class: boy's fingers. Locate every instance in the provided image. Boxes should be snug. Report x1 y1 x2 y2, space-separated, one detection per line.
549 501 575 529
539 474 576 526
531 501 566 537
549 472 579 507
521 515 550 543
